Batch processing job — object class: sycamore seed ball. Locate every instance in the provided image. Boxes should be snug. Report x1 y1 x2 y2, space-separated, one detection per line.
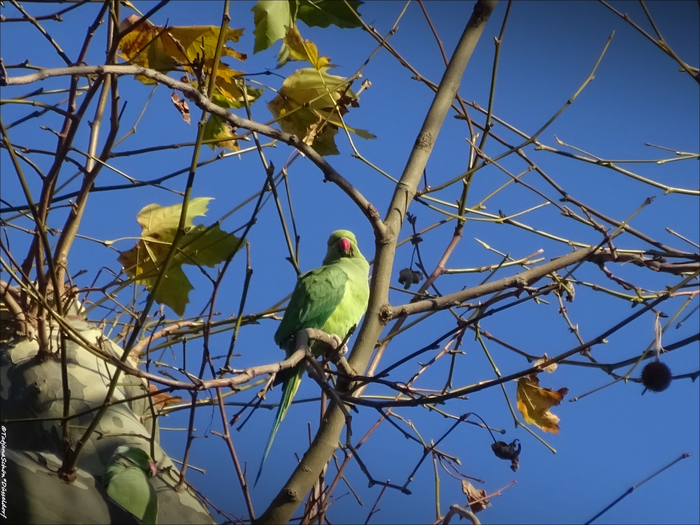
641 360 672 393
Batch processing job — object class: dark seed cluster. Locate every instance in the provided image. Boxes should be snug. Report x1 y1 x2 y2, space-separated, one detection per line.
641 360 672 393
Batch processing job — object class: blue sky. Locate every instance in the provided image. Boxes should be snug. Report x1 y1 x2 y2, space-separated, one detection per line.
1 1 698 524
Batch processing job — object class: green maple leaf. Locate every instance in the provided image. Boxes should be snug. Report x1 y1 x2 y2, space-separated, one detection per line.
296 0 363 29
251 0 363 53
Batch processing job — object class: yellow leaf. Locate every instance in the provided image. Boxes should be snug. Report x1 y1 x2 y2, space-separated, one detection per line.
166 25 246 64
278 68 351 111
282 25 331 69
118 16 175 78
516 374 568 434
267 68 374 155
117 16 246 84
203 110 240 152
117 198 243 316
209 63 263 110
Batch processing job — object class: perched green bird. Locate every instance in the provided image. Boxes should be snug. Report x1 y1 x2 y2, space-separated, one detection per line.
104 445 159 524
255 230 370 485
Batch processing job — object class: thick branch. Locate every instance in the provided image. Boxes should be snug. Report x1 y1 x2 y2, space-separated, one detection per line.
589 251 700 275
388 245 597 319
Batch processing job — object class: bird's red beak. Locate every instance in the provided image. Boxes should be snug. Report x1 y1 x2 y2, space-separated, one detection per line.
149 460 158 477
339 237 351 253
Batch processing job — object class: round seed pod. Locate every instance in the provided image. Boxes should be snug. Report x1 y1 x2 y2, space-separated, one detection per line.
641 360 672 392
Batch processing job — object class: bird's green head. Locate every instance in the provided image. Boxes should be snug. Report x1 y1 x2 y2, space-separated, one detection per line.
112 445 158 477
323 230 365 264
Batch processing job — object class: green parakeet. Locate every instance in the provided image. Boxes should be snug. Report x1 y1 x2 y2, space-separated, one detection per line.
255 230 370 485
104 445 159 524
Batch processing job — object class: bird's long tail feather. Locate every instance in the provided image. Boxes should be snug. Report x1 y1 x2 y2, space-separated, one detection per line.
254 366 303 486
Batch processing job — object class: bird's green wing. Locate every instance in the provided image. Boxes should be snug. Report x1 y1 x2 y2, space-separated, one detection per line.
319 257 370 343
104 446 159 524
274 263 349 350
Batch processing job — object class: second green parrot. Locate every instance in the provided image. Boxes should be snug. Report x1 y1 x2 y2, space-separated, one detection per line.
255 230 370 485
103 445 159 524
